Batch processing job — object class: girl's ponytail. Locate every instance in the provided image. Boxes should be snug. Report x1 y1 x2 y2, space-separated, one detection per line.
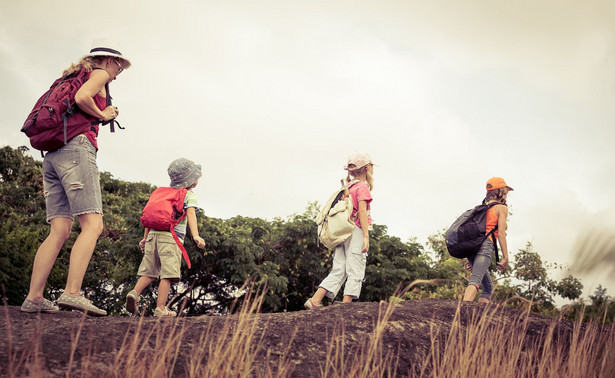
366 168 374 190
484 187 507 205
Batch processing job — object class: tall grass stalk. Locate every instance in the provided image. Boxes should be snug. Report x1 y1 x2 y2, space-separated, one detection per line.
423 301 615 378
186 283 295 377
3 296 46 377
319 279 444 377
319 301 399 378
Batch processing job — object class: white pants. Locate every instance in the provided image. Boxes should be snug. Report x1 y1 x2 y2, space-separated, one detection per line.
319 227 367 299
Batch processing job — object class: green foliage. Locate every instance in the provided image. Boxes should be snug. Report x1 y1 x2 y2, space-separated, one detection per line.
493 242 584 314
564 285 615 324
426 229 448 262
0 146 50 301
363 225 431 301
267 208 329 311
555 275 584 301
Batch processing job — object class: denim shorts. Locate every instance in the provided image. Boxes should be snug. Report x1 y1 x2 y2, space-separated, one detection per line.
42 135 102 223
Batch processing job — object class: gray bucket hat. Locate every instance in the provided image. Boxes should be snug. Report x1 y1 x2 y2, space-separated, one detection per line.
168 158 202 189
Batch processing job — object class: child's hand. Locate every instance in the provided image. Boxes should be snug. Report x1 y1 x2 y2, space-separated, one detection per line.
139 238 146 253
497 258 509 272
362 236 370 253
193 235 206 249
464 259 473 273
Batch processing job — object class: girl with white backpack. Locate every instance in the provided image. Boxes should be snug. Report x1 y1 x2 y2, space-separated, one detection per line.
305 153 374 309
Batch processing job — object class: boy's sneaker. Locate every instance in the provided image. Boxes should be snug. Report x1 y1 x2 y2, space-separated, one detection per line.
20 298 59 313
57 293 107 317
126 290 139 316
154 306 177 317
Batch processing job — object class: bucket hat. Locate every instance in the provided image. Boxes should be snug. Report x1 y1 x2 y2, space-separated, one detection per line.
82 38 131 68
168 158 202 189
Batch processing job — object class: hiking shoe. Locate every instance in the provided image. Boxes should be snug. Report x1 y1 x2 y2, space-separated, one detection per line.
20 298 59 313
57 293 107 317
126 290 139 316
304 298 323 310
154 306 177 317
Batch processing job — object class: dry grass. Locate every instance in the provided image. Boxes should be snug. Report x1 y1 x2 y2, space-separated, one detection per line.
3 296 46 376
422 301 615 378
2 285 614 377
185 284 296 377
320 279 447 378
320 300 400 378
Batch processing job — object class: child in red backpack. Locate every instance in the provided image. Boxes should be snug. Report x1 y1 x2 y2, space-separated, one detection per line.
126 158 205 317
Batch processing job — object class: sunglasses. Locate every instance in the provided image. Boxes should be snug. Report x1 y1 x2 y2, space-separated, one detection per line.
114 58 124 74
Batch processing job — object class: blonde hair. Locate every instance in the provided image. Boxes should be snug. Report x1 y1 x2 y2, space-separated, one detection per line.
484 187 508 205
62 56 110 76
346 164 374 190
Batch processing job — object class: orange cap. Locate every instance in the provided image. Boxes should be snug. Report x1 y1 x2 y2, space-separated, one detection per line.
486 177 513 191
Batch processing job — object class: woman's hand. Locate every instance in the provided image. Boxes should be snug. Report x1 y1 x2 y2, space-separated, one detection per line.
139 238 146 253
497 258 509 272
100 106 119 122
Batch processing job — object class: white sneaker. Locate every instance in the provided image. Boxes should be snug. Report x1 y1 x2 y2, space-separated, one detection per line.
20 298 59 313
154 306 177 317
57 293 107 316
126 290 139 315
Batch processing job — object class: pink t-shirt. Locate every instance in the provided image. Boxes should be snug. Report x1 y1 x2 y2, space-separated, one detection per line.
349 181 373 229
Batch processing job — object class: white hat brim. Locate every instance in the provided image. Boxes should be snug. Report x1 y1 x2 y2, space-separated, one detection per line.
82 49 131 68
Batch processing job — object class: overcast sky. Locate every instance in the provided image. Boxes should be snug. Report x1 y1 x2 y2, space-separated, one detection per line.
2 0 614 303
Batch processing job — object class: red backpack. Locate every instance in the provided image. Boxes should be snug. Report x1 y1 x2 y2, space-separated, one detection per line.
21 68 121 152
140 187 192 268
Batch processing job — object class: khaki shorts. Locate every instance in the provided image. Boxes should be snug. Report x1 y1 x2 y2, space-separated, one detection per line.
137 232 182 281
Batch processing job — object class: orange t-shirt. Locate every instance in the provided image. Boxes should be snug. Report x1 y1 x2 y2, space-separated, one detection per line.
485 206 499 240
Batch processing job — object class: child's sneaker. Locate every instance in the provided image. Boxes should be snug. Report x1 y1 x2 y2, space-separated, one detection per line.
154 306 177 317
57 293 107 316
126 290 139 316
20 298 59 313
304 298 323 310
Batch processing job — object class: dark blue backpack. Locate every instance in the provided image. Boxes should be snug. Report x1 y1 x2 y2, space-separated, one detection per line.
445 202 502 262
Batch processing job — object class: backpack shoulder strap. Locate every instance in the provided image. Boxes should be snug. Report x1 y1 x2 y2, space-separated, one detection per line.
484 201 505 263
346 178 362 189
87 67 124 132
103 82 115 132
486 226 500 263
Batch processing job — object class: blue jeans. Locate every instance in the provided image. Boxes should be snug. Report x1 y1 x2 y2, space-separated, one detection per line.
467 239 495 299
42 135 102 223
